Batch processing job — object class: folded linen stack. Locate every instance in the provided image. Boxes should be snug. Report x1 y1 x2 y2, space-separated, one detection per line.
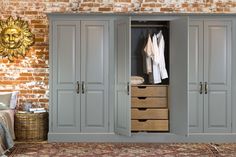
131 76 144 85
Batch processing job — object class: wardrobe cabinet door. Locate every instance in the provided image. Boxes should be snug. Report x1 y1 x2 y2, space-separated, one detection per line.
114 17 131 136
80 21 109 133
188 21 204 133
204 20 232 133
169 17 189 136
52 21 81 132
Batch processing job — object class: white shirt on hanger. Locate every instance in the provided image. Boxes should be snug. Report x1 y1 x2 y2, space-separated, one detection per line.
143 34 154 74
152 34 162 84
156 31 168 79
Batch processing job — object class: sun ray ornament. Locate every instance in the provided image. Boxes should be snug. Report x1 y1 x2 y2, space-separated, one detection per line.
0 16 35 62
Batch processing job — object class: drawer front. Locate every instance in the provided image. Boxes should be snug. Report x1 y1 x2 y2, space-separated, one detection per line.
131 120 169 131
131 97 167 108
131 109 168 119
131 86 167 97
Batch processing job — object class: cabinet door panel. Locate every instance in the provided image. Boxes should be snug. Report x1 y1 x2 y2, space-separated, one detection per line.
208 92 227 127
169 17 189 136
189 91 203 133
58 91 76 126
84 25 104 84
114 18 131 136
81 21 109 133
82 91 107 132
52 21 81 132
204 20 232 133
188 21 204 133
57 26 76 84
207 26 227 84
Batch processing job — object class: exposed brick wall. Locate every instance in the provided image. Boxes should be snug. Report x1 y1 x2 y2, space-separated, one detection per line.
0 0 236 110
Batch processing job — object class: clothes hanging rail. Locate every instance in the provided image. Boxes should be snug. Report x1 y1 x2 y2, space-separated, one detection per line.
131 24 168 28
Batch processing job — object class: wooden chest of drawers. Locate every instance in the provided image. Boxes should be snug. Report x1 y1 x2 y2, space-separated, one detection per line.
131 85 169 132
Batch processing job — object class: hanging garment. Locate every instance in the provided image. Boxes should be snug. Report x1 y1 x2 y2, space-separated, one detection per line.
156 31 168 79
143 34 154 74
152 34 162 84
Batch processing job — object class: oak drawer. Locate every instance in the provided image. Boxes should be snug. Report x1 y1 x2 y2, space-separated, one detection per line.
131 86 167 97
131 97 167 108
131 120 169 131
131 108 168 119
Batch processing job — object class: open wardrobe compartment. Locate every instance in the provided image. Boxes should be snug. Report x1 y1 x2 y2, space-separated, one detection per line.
130 21 170 132
48 14 236 142
115 16 189 136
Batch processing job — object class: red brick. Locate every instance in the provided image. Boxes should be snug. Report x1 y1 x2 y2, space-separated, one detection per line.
19 90 33 94
142 3 156 8
81 3 94 7
116 0 131 2
33 73 49 77
57 0 69 2
25 11 38 15
99 7 112 11
192 3 199 8
160 7 174 12
33 90 45 94
31 20 43 24
83 0 96 2
0 81 14 85
144 0 157 2
34 25 47 28
16 77 28 81
182 3 188 8
20 73 33 77
35 38 45 42
39 99 49 102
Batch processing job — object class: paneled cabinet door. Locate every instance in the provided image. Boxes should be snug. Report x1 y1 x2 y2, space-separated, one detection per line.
80 21 109 133
169 17 189 136
188 20 204 133
203 21 232 133
188 20 232 133
52 21 81 133
114 17 131 136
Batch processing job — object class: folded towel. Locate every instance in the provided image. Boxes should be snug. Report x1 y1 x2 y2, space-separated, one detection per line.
131 76 145 85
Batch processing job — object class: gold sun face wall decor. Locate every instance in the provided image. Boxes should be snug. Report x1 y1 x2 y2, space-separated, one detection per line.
0 16 35 61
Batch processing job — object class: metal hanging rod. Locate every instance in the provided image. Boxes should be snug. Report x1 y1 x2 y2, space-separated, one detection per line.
131 24 168 28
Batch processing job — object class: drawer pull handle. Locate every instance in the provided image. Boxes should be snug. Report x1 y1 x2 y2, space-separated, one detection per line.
138 119 147 122
137 97 147 99
138 108 147 111
137 86 146 89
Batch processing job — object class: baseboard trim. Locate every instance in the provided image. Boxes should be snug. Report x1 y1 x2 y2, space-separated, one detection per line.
48 132 236 143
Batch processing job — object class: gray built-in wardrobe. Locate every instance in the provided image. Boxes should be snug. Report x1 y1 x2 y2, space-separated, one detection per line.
50 19 110 133
48 14 236 142
189 20 232 133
